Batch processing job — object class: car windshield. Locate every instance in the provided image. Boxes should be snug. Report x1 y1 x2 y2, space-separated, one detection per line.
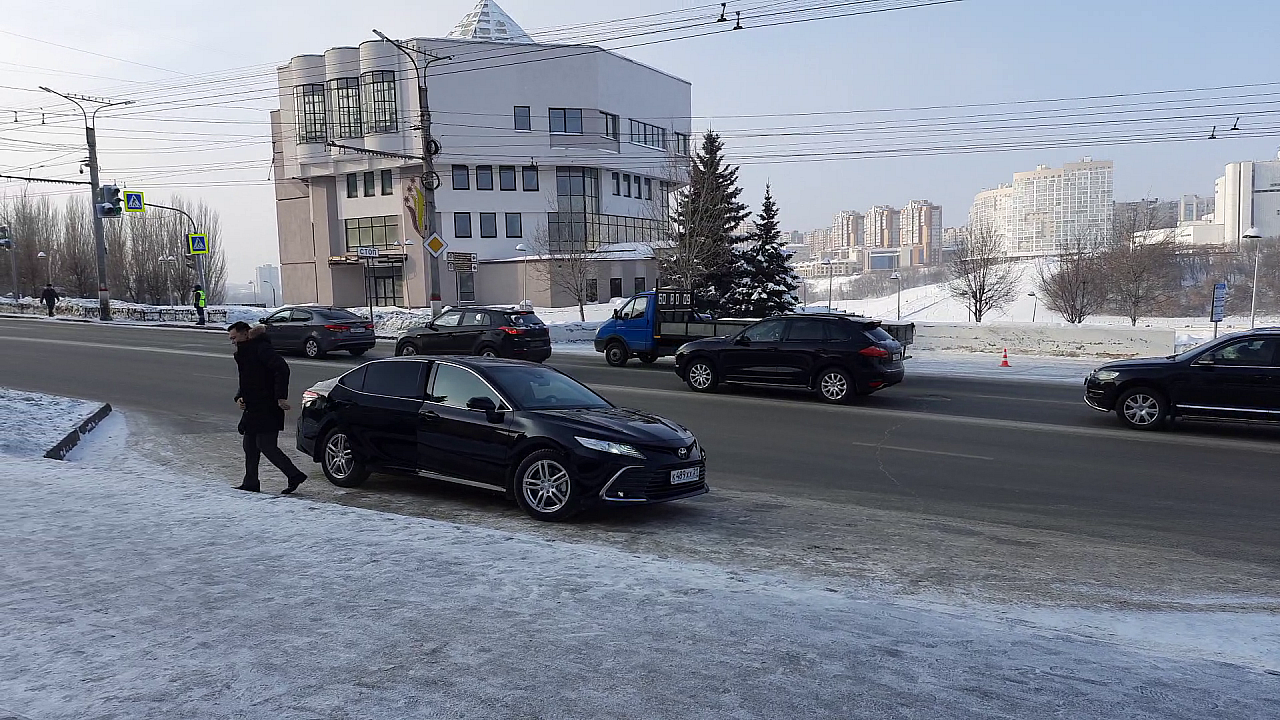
1170 332 1248 361
503 312 545 327
486 365 612 410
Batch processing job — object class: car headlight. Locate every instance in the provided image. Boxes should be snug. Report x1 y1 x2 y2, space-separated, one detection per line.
1093 370 1120 381
575 436 645 459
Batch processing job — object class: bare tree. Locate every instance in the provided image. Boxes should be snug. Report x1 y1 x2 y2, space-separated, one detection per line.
60 198 97 297
1036 232 1110 324
1105 234 1180 326
528 224 594 322
945 222 1022 322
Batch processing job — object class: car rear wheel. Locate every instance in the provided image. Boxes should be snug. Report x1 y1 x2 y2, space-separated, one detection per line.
817 367 853 404
348 348 367 357
513 449 580 522
685 359 718 393
397 343 418 357
639 353 658 364
1116 387 1167 430
477 345 499 358
321 429 369 487
304 337 325 359
605 341 629 367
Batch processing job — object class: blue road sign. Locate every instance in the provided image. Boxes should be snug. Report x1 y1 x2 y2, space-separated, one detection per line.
1210 282 1228 323
123 191 145 212
187 233 209 255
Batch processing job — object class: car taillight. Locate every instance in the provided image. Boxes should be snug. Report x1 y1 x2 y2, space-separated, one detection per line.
364 323 375 330
324 324 350 332
859 346 890 358
499 326 525 335
302 390 323 406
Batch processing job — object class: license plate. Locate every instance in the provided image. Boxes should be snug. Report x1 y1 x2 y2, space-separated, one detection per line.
351 328 366 334
670 467 700 484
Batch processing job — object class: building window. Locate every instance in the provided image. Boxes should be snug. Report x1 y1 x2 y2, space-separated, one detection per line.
514 106 531 131
602 112 619 140
380 169 393 196
549 108 583 134
624 174 631 197
629 119 666 149
499 166 516 191
452 165 469 190
367 265 403 307
454 212 472 238
609 277 623 299
522 166 539 191
344 215 401 252
476 165 493 191
360 71 397 134
363 171 375 197
325 78 361 139
505 212 522 238
612 172 620 196
674 132 690 156
479 212 497 238
634 276 647 295
457 271 476 302
293 84 326 144
586 278 598 303
346 173 358 199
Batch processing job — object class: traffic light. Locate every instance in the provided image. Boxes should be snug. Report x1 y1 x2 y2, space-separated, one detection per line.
98 185 122 218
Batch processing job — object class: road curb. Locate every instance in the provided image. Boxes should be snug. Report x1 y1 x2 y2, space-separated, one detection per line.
44 403 114 461
0 312 227 333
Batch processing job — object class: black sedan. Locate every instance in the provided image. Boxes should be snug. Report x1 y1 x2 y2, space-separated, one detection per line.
260 306 376 358
296 357 707 521
396 307 551 362
1085 328 1280 430
673 314 904 403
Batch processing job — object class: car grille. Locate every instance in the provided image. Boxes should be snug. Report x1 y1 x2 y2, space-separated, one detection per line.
605 463 707 502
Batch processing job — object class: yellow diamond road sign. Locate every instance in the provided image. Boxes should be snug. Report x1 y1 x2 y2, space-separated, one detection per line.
425 233 447 257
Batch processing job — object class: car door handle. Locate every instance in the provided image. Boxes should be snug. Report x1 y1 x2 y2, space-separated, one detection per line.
419 409 440 420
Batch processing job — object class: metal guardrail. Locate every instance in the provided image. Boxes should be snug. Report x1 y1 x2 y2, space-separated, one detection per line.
0 300 228 324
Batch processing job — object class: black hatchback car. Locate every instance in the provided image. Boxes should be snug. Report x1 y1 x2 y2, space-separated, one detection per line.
673 314 905 403
1085 328 1280 430
296 357 707 521
396 307 551 362
261 306 376 358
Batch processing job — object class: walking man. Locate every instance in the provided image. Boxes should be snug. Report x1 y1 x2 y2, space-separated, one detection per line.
40 283 58 317
228 321 306 494
193 284 207 325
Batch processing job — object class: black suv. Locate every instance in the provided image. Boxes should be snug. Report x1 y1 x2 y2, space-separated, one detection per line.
1085 328 1280 430
396 307 551 362
260 306 375 358
296 357 707 521
673 314 905 403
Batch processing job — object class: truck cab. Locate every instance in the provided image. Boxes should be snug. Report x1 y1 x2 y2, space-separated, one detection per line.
594 291 662 366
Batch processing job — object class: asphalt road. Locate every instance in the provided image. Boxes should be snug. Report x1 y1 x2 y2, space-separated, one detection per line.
4 316 1280 603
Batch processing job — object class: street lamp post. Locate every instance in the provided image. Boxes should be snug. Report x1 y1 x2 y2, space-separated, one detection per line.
515 243 530 306
262 280 276 308
1244 227 1263 328
161 256 177 307
889 271 902 321
249 280 259 305
1028 291 1038 323
37 251 51 285
822 255 834 312
0 228 18 300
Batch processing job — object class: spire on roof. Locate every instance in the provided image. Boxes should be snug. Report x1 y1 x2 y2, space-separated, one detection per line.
447 0 533 43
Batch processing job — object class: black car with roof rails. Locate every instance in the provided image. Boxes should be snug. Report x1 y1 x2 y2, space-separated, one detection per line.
396 306 551 362
296 356 707 521
1084 327 1280 430
673 313 905 403
260 305 375 358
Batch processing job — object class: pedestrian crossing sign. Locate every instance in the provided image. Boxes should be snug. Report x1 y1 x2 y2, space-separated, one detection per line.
123 191 145 212
187 233 209 255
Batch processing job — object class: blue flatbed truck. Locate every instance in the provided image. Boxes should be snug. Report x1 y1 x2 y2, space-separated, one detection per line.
593 289 914 367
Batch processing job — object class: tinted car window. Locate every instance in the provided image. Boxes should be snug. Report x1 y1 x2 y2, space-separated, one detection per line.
319 309 362 322
863 326 894 343
362 362 426 399
743 319 786 342
826 321 856 342
487 365 611 410
1204 338 1280 366
785 319 826 342
431 363 502 409
338 365 367 391
291 310 313 322
266 310 291 323
460 311 491 327
433 311 463 327
503 313 544 326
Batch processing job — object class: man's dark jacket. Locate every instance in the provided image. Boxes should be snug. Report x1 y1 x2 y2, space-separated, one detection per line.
234 325 290 434
40 287 57 305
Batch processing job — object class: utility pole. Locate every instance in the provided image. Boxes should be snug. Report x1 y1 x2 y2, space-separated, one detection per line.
40 87 133 321
148 201 205 289
373 30 449 315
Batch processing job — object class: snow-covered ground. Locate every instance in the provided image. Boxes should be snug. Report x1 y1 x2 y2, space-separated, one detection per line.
0 387 103 458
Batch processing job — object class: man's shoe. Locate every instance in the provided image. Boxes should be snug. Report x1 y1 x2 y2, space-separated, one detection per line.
282 475 307 495
233 484 260 492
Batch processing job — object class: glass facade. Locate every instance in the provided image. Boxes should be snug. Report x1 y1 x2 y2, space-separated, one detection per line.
360 71 397 134
344 216 401 252
294 84 326 144
629 119 665 149
325 78 361 139
367 266 403 307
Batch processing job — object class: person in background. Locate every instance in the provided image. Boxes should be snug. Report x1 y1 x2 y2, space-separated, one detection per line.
227 321 307 494
193 284 207 325
40 283 58 317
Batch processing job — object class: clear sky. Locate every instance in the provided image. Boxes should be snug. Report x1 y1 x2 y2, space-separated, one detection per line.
3 0 1280 282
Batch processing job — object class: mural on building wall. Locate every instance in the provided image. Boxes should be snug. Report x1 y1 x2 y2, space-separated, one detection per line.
404 175 427 240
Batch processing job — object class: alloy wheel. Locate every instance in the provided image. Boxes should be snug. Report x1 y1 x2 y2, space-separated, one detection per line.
820 371 848 400
305 339 321 358
399 344 417 356
324 433 354 479
1122 393 1161 426
521 459 571 514
688 362 714 390
481 348 498 358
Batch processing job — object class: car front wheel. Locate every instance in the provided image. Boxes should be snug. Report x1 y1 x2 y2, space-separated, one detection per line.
513 449 580 521
684 359 718 393
397 342 418 357
1116 387 1167 430
605 341 629 367
321 428 369 487
817 367 853 404
304 337 324 359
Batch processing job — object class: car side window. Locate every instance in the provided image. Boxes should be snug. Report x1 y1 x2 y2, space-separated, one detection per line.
826 321 856 343
784 319 826 342
743 319 786 343
433 311 463 327
266 310 291 324
338 365 367 391
361 362 427 399
430 363 504 409
460 311 491 327
291 310 313 323
624 296 649 321
1205 339 1280 367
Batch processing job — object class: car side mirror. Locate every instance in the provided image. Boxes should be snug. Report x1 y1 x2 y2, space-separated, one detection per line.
612 309 620 319
734 335 751 346
467 396 503 422
259 317 268 324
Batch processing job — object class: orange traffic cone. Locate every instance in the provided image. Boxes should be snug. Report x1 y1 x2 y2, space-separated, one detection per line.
1000 349 1011 368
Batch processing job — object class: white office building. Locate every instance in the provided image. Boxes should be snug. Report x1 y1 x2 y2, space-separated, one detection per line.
1215 152 1280 245
271 0 692 308
969 158 1114 257
253 264 281 305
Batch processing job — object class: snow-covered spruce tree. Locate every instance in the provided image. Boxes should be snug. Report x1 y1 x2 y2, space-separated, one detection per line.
664 131 750 315
728 184 798 317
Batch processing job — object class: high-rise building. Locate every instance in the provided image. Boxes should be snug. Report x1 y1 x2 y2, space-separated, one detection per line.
253 264 282 305
864 205 899 249
1215 153 1280 245
969 158 1114 257
831 210 863 249
899 200 942 266
1179 194 1214 223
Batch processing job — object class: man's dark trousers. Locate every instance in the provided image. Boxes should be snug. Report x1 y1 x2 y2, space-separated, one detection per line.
241 431 305 491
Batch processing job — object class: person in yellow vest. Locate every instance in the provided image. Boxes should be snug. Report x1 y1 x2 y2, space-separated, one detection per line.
193 284 207 325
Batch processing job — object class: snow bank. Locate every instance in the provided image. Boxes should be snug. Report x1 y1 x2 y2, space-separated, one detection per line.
913 321 1177 358
0 387 104 458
